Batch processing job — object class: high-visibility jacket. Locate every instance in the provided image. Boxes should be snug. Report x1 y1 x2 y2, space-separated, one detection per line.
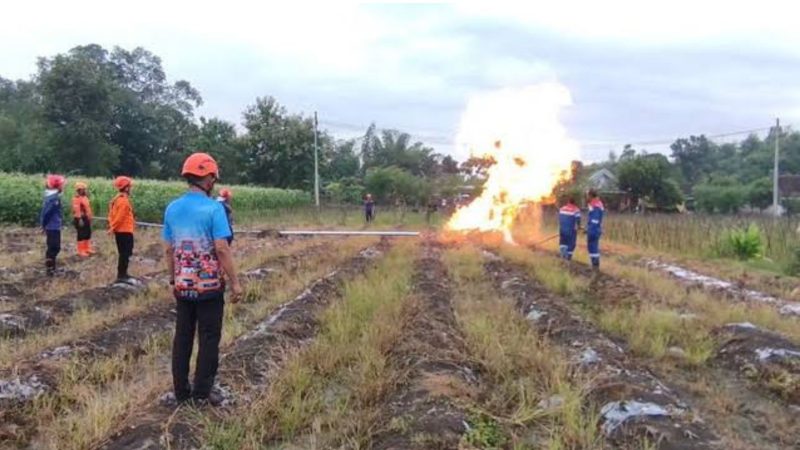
108 193 135 233
72 195 93 220
587 198 605 238
558 203 581 236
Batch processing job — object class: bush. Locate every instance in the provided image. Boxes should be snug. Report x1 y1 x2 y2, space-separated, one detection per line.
693 184 748 214
0 172 310 225
716 223 764 260
786 245 800 276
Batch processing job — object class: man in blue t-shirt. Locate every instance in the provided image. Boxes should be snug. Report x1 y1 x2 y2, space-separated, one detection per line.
163 152 243 406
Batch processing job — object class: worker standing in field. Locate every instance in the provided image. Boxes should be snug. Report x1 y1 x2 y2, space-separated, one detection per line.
40 174 65 276
216 188 234 245
364 193 375 223
108 176 136 284
558 197 581 260
72 182 94 257
586 189 605 269
164 152 242 406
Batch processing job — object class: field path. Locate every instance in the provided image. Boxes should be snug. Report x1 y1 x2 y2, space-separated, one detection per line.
97 239 389 450
553 253 800 449
369 240 478 449
485 250 719 449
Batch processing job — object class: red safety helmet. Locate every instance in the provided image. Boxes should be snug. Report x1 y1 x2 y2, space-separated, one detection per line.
113 176 133 191
181 152 219 179
46 174 66 190
219 188 232 200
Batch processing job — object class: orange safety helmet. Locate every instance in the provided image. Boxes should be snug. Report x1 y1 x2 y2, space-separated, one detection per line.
113 176 133 191
181 152 219 179
75 181 88 191
219 188 232 199
46 174 66 190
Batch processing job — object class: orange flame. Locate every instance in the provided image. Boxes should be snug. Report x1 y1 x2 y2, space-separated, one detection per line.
446 83 579 243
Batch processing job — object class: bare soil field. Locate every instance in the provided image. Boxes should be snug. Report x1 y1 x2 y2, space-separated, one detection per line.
1 226 798 449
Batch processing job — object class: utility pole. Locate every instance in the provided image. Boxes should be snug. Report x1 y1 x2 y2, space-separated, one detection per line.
773 118 781 216
314 111 320 208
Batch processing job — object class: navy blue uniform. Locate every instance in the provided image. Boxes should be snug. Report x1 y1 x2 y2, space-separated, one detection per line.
587 198 605 268
40 189 63 274
558 203 581 260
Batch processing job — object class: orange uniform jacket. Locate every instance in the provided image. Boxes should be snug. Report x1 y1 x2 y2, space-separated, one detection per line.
72 196 93 220
108 194 135 233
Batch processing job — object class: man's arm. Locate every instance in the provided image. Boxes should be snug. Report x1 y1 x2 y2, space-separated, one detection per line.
164 243 175 285
215 239 243 303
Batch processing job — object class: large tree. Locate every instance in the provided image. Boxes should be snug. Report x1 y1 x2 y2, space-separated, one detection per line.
241 96 331 189
670 135 717 189
617 152 683 209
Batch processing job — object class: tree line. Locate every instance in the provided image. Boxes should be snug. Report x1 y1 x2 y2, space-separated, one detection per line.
558 128 800 214
0 44 468 205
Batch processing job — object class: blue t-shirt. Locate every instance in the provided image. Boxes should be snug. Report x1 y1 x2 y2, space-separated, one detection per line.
162 191 232 301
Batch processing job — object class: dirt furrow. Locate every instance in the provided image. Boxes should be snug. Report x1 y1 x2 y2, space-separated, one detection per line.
0 236 277 338
642 259 800 316
370 242 477 450
570 256 800 405
486 253 719 450
98 239 390 450
0 239 326 446
556 256 800 448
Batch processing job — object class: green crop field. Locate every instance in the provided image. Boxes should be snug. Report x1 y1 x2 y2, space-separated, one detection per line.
0 173 310 225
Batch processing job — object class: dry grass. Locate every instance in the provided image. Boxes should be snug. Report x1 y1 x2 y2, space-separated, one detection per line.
7 237 367 450
443 245 603 450
517 247 800 366
201 241 417 449
0 237 317 369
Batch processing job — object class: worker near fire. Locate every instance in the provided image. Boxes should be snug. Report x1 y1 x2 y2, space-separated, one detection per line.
586 189 605 269
163 152 243 406
72 181 94 257
216 188 234 245
364 193 375 223
108 176 136 284
40 174 66 276
558 196 581 260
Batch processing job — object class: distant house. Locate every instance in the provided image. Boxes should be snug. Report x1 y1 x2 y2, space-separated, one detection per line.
586 168 621 192
586 168 627 211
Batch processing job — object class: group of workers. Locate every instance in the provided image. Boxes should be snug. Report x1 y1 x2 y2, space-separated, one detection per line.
558 189 605 269
40 153 240 406
40 172 235 284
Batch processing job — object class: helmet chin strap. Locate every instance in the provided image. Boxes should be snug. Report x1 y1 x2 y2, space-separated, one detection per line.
189 178 216 196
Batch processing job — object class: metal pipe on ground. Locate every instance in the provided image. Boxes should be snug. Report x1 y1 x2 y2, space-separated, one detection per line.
92 217 420 237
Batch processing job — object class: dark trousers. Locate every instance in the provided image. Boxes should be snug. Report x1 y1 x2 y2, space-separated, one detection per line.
74 218 91 241
588 234 601 268
559 231 577 260
45 230 61 271
114 232 134 279
172 294 225 400
365 209 374 223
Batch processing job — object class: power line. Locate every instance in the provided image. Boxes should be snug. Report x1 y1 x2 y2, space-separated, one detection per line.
319 115 790 151
581 126 776 148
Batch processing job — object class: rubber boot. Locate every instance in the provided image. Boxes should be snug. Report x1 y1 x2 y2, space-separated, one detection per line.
87 240 96 255
77 241 89 257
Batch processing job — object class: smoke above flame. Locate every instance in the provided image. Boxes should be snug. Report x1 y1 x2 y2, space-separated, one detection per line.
446 83 580 243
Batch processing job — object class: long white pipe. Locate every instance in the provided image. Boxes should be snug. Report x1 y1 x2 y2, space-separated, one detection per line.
279 230 419 237
92 217 419 237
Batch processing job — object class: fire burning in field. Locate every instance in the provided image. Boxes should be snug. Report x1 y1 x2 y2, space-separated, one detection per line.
446 83 579 243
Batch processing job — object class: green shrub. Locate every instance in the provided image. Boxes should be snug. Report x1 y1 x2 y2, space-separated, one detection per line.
716 223 764 260
0 172 310 225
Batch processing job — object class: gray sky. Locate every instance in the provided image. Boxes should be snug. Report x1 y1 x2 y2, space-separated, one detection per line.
3 1 799 162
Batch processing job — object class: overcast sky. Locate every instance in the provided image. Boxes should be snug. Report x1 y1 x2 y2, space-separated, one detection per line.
2 1 799 162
